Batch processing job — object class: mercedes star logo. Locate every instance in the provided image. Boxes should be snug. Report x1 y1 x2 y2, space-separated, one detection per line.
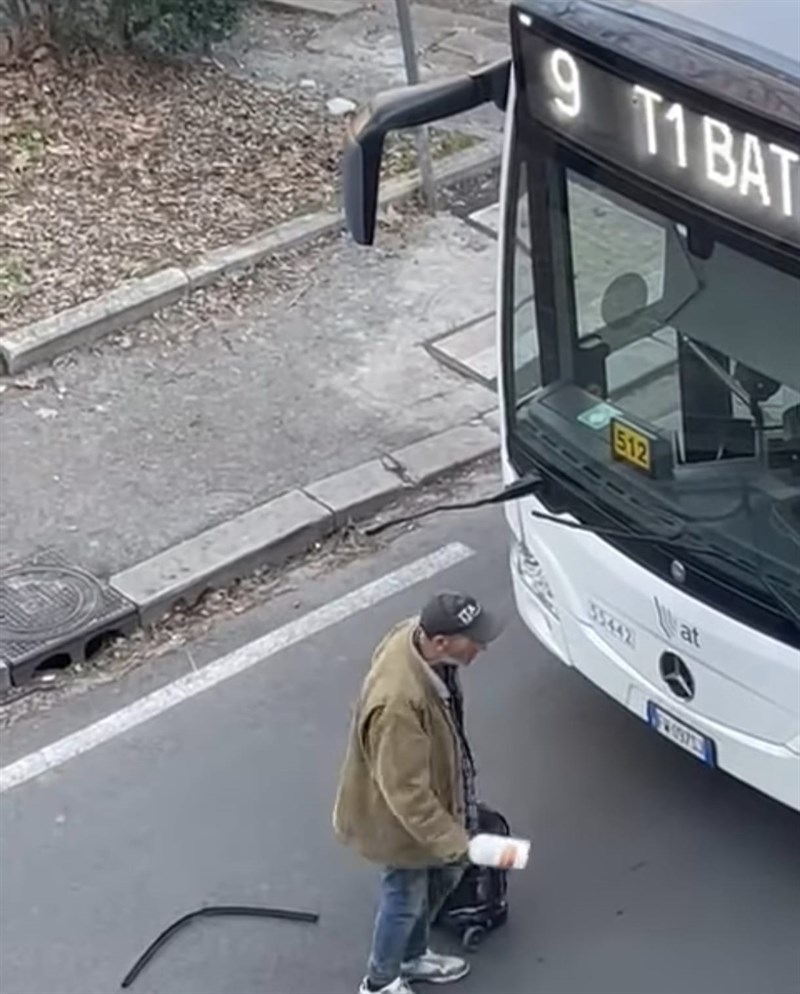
659 651 695 701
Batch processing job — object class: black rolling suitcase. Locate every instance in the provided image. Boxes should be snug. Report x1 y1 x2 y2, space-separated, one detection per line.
434 803 511 951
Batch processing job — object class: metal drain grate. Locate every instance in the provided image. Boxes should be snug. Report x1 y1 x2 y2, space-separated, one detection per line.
0 550 137 686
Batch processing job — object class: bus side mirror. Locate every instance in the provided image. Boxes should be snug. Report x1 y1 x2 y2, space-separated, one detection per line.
343 59 511 245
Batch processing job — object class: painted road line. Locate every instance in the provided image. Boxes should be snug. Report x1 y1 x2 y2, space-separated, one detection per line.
0 542 475 794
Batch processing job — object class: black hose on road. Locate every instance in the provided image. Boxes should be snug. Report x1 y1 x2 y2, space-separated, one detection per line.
120 903 320 989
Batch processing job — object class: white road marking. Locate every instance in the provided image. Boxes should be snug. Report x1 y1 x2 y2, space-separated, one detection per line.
0 542 474 794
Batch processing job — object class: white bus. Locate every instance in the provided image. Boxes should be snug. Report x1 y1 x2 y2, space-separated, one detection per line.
342 0 800 811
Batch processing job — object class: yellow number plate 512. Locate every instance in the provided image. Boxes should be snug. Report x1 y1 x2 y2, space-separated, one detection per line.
610 418 653 474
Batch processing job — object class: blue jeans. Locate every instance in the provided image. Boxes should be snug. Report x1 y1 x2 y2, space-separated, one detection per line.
367 864 465 987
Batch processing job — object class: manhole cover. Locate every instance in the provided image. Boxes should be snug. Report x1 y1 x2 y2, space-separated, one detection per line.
0 564 102 642
0 550 137 679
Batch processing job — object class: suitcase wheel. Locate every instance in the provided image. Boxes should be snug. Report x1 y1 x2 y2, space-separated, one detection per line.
462 925 487 952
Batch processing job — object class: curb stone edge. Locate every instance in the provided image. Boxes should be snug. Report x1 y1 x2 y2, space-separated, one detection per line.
108 413 501 629
0 143 502 375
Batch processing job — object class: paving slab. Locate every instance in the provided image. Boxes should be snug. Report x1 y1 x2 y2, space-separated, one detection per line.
426 312 497 388
468 201 501 236
481 408 502 433
394 421 498 484
305 459 409 527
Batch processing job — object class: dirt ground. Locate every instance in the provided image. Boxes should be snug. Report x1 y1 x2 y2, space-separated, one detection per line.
1 47 345 330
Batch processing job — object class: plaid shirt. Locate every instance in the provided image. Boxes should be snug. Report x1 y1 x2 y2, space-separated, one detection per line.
411 628 479 836
436 663 479 836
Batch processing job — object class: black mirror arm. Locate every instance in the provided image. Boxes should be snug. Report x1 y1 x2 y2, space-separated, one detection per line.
344 59 510 245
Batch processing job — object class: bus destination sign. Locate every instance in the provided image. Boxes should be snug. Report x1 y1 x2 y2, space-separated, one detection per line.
519 29 800 250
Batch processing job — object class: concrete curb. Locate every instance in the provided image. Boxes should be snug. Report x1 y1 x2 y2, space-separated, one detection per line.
110 414 500 628
0 143 501 375
0 412 499 690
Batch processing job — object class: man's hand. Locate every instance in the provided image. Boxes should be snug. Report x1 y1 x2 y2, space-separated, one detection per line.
497 843 518 870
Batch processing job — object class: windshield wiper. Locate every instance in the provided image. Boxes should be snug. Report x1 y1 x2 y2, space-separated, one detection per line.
678 336 768 460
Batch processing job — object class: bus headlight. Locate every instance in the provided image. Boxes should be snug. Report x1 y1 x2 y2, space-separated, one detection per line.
514 540 559 619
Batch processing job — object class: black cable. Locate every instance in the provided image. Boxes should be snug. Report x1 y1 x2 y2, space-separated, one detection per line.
120 904 320 989
365 473 695 545
367 495 683 543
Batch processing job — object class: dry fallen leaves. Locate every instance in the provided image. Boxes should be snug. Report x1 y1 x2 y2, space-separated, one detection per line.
0 47 344 332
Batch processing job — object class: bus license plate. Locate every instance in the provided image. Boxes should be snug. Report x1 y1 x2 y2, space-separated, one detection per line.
647 702 716 767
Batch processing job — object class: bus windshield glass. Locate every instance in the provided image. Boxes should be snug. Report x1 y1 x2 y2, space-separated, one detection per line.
507 141 800 624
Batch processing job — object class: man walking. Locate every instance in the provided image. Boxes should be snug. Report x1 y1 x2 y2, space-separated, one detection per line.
333 591 505 994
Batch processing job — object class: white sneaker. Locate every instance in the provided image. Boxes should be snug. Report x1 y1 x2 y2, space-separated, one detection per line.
358 978 415 994
401 948 471 984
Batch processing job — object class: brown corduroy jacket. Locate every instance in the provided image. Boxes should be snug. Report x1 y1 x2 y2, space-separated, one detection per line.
332 619 470 868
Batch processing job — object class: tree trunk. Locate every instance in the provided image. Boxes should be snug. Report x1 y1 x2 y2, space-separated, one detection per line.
107 0 129 48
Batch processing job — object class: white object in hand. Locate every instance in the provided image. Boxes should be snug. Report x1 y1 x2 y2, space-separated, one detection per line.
468 833 531 869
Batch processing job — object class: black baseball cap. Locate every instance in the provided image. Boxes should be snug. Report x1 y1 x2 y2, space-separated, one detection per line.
419 591 505 645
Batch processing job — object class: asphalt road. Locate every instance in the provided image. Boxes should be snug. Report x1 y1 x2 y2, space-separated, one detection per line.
1 497 799 994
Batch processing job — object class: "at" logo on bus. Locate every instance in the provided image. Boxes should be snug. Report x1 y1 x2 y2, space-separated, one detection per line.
654 598 700 648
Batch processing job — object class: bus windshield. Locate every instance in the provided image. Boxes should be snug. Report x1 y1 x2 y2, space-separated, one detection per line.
508 140 800 631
